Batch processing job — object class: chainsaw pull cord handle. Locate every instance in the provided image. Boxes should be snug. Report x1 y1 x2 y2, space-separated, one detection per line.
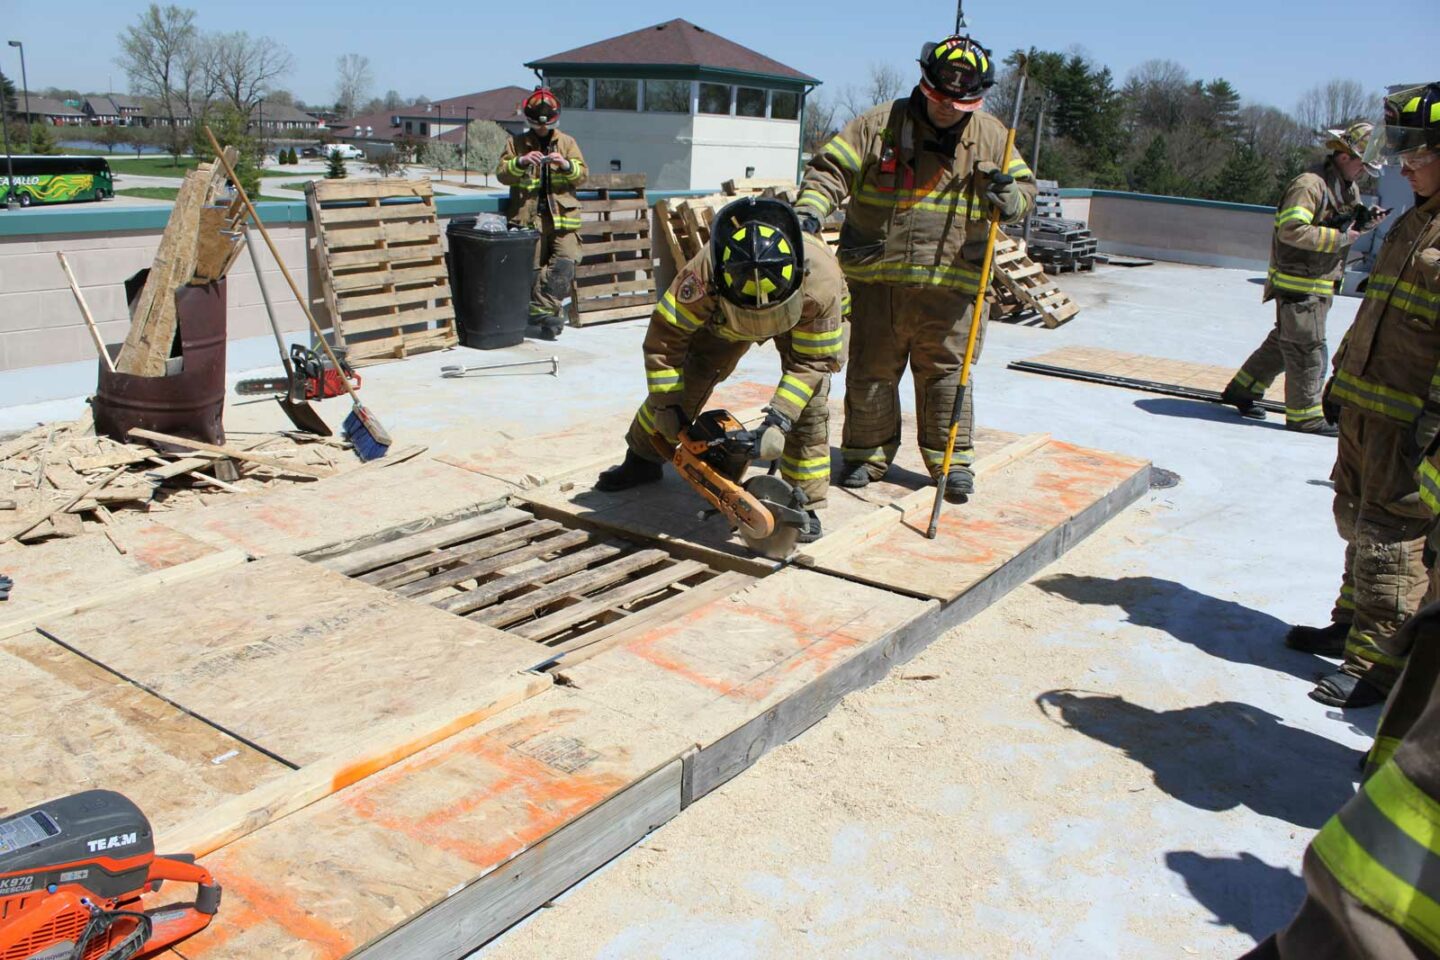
927 58 1027 540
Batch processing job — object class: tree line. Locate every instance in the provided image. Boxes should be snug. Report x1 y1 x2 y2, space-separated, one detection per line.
805 51 1376 206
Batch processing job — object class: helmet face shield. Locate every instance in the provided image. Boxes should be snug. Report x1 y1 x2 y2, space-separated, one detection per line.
1366 83 1440 165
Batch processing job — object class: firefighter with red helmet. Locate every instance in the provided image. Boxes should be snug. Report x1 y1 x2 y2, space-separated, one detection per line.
795 34 1035 503
496 88 587 339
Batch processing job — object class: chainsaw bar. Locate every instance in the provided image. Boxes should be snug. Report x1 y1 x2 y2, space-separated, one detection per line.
234 377 292 396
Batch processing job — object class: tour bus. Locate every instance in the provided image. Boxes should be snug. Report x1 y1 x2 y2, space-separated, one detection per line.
1 155 114 208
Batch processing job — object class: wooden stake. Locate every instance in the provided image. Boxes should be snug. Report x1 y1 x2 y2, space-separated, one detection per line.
127 428 329 479
56 252 115 373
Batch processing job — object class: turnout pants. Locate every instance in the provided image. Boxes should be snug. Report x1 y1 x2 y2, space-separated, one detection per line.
841 282 983 482
1330 408 1432 692
623 329 833 509
1230 294 1331 425
530 213 580 324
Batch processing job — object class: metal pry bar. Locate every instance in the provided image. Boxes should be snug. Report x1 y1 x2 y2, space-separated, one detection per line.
440 356 560 379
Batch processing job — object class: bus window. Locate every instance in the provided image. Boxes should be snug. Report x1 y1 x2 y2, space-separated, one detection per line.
2 155 114 208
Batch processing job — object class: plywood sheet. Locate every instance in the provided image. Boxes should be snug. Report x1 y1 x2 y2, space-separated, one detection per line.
437 378 778 489
1017 346 1286 404
172 689 688 960
558 568 929 751
810 439 1150 600
0 629 288 836
0 524 217 616
39 556 546 766
152 458 510 557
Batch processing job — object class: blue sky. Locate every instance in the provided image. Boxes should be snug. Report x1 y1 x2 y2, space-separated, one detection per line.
5 0 1436 116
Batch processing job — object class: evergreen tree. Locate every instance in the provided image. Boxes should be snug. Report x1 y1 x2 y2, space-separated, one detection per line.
0 70 15 114
1202 79 1243 141
1212 143 1273 204
29 123 58 155
325 149 347 179
1132 135 1179 196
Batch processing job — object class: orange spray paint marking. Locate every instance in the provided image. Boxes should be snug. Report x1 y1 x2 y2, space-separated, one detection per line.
187 859 355 958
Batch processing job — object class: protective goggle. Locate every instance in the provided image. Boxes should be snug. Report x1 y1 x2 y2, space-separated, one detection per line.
1362 122 1438 167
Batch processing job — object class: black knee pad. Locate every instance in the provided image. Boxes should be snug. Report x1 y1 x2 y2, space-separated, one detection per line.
544 257 576 299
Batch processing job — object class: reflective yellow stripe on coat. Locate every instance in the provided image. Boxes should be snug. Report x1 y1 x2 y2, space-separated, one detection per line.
1268 268 1336 297
1331 369 1424 424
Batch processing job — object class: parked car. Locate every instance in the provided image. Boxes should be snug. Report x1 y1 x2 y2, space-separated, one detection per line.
300 146 323 159
327 144 365 160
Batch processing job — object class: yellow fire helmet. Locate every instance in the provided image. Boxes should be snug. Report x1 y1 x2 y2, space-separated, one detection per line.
711 197 806 338
1325 121 1380 176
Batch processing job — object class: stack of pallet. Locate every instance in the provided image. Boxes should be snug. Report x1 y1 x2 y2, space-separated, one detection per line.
571 174 657 327
656 179 842 270
990 235 1080 328
306 178 457 365
1008 180 1097 273
0 417 346 547
115 149 246 376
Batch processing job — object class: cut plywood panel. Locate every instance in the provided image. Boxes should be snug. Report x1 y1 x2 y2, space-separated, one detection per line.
0 629 288 836
0 524 217 617
1013 346 1286 407
437 379 778 490
152 458 510 558
38 555 546 767
172 689 688 960
809 439 1150 600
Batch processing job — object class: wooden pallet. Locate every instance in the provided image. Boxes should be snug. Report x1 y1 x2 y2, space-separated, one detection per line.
314 503 735 657
571 173 657 327
306 178 457 366
991 235 1080 327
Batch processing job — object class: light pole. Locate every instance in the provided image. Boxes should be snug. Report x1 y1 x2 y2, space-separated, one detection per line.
257 98 265 164
7 42 28 123
2 109 16 210
463 105 473 184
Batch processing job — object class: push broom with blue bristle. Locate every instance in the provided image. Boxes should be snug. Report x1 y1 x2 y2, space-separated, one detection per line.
205 127 391 460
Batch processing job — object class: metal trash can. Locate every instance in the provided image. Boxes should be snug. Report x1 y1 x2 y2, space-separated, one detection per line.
446 218 539 350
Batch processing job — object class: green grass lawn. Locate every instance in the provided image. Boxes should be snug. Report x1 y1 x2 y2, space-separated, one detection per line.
116 187 292 203
107 155 204 177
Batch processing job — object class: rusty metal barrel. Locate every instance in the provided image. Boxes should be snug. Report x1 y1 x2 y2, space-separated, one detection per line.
92 270 228 445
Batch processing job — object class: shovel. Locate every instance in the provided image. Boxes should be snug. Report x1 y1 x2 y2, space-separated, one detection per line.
242 225 332 436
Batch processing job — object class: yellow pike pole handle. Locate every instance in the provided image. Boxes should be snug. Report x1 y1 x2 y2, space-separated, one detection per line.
927 57 1027 539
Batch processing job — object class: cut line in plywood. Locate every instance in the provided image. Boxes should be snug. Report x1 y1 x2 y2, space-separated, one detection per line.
307 178 457 365
1009 346 1285 410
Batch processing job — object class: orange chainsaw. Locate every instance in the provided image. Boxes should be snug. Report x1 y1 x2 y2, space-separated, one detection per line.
652 409 811 559
0 790 221 960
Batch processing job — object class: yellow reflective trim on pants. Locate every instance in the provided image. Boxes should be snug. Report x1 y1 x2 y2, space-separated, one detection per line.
1343 625 1407 669
1286 404 1324 422
841 293 852 316
798 189 834 218
1268 268 1336 296
656 291 703 332
635 402 657 435
780 455 830 480
823 136 862 174
842 446 888 464
1275 205 1314 227
774 374 814 409
841 260 983 294
1418 457 1440 515
922 446 974 467
1366 736 1402 774
791 328 844 356
1338 584 1356 610
646 368 684 394
1332 369 1423 424
1233 369 1270 396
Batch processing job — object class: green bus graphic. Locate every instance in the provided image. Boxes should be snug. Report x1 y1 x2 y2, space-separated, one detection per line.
2 156 114 207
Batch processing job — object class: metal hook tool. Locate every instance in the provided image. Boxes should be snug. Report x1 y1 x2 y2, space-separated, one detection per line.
440 356 560 378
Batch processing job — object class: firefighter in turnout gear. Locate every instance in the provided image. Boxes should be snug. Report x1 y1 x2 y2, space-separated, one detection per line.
795 34 1035 503
1289 84 1440 709
496 89 586 340
595 197 849 542
1222 122 1382 435
1244 601 1440 960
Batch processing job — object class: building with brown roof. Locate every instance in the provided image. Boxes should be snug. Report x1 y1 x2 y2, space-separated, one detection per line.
525 18 818 189
331 87 529 156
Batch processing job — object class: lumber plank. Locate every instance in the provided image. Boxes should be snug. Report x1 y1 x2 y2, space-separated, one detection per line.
514 559 708 641
578 235 652 256
362 518 565 588
38 556 545 767
158 670 552 858
570 302 657 324
346 326 457 363
575 218 649 237
128 429 329 479
317 201 432 225
474 548 672 629
318 505 532 577
575 257 654 279
338 305 455 336
403 528 593 600
323 220 439 248
324 246 443 270
575 277 655 298
336 286 447 315
311 177 433 202
330 262 450 293
435 542 623 616
578 197 647 213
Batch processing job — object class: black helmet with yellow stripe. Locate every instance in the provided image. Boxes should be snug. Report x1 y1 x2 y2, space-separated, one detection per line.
918 35 995 111
1366 83 1440 165
712 197 804 311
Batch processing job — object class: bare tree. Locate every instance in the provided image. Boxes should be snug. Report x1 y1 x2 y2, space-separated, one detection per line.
802 88 839 151
382 89 405 110
464 119 508 184
840 63 907 122
334 53 372 117
116 3 198 157
1122 59 1192 131
208 32 293 112
1295 79 1372 133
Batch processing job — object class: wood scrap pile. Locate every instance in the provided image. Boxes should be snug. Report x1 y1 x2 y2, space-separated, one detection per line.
656 179 841 269
0 417 347 547
115 148 247 376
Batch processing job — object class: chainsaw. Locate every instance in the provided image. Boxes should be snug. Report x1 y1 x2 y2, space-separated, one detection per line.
0 790 221 960
652 409 811 559
235 344 360 402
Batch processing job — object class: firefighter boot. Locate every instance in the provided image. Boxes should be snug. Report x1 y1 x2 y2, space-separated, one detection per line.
595 450 663 492
944 466 974 504
1220 383 1267 420
1287 418 1339 438
838 462 874 489
797 510 823 544
1285 621 1348 656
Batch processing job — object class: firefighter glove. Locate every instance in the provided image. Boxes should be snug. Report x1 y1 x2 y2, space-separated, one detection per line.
797 210 823 235
1403 404 1440 470
1321 377 1339 425
751 409 792 461
650 403 684 444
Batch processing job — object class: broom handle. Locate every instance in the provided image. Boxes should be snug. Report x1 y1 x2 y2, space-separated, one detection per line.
926 62 1027 539
203 127 362 407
